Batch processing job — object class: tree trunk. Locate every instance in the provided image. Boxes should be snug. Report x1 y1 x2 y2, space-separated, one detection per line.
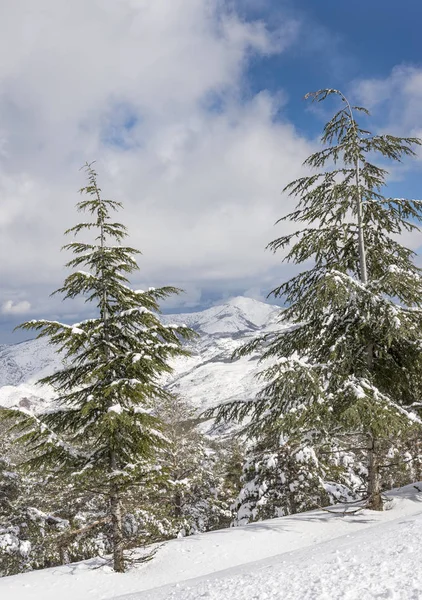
367 435 383 510
349 104 383 510
174 490 182 518
355 163 367 285
110 483 124 572
110 451 124 572
343 92 367 286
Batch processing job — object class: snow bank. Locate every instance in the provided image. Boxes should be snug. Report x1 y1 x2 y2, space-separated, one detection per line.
135 507 422 599
1 483 421 600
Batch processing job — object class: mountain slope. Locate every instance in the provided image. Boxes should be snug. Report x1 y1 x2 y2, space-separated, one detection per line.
0 297 281 413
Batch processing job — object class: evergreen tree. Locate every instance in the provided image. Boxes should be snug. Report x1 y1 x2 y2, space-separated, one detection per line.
0 428 68 576
232 431 363 525
234 438 329 524
1 163 195 571
211 89 422 510
152 395 236 535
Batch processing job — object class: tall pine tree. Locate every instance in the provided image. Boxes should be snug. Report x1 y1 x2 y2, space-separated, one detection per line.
1 163 195 570
211 89 422 510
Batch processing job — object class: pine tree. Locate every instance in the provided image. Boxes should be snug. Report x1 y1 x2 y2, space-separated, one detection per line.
0 428 66 575
1 163 195 571
153 395 236 535
233 437 329 524
211 89 422 511
232 430 363 525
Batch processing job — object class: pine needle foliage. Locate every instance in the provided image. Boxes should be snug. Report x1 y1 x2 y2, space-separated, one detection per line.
1 163 196 570
210 89 422 510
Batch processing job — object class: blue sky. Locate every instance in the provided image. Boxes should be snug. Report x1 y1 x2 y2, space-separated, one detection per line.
249 1 422 123
249 0 422 198
0 0 421 343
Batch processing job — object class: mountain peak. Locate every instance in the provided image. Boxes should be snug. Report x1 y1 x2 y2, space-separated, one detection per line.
167 295 280 336
224 296 269 310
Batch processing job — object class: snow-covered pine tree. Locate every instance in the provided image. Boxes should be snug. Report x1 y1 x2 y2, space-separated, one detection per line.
211 89 422 511
153 395 236 535
0 428 67 575
232 427 363 526
233 436 329 525
1 163 195 571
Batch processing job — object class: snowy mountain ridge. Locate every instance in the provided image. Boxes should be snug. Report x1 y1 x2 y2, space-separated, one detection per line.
0 296 281 413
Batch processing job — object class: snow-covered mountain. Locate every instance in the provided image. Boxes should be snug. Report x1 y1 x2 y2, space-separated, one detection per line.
0 296 281 413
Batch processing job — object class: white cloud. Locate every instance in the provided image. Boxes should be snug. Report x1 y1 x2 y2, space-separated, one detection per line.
353 66 422 254
0 0 312 334
355 65 422 137
2 300 31 315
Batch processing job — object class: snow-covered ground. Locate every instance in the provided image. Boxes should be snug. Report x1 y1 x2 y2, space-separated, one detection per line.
1 483 421 600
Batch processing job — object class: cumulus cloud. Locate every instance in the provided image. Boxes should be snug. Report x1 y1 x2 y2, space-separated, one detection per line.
2 300 31 315
355 65 422 138
0 0 313 339
353 65 422 255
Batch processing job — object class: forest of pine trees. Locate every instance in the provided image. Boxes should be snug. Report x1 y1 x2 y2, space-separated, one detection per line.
1 90 422 575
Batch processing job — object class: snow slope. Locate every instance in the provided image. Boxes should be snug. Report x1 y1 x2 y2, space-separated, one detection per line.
1 483 421 600
0 297 281 413
137 510 422 600
0 337 64 388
